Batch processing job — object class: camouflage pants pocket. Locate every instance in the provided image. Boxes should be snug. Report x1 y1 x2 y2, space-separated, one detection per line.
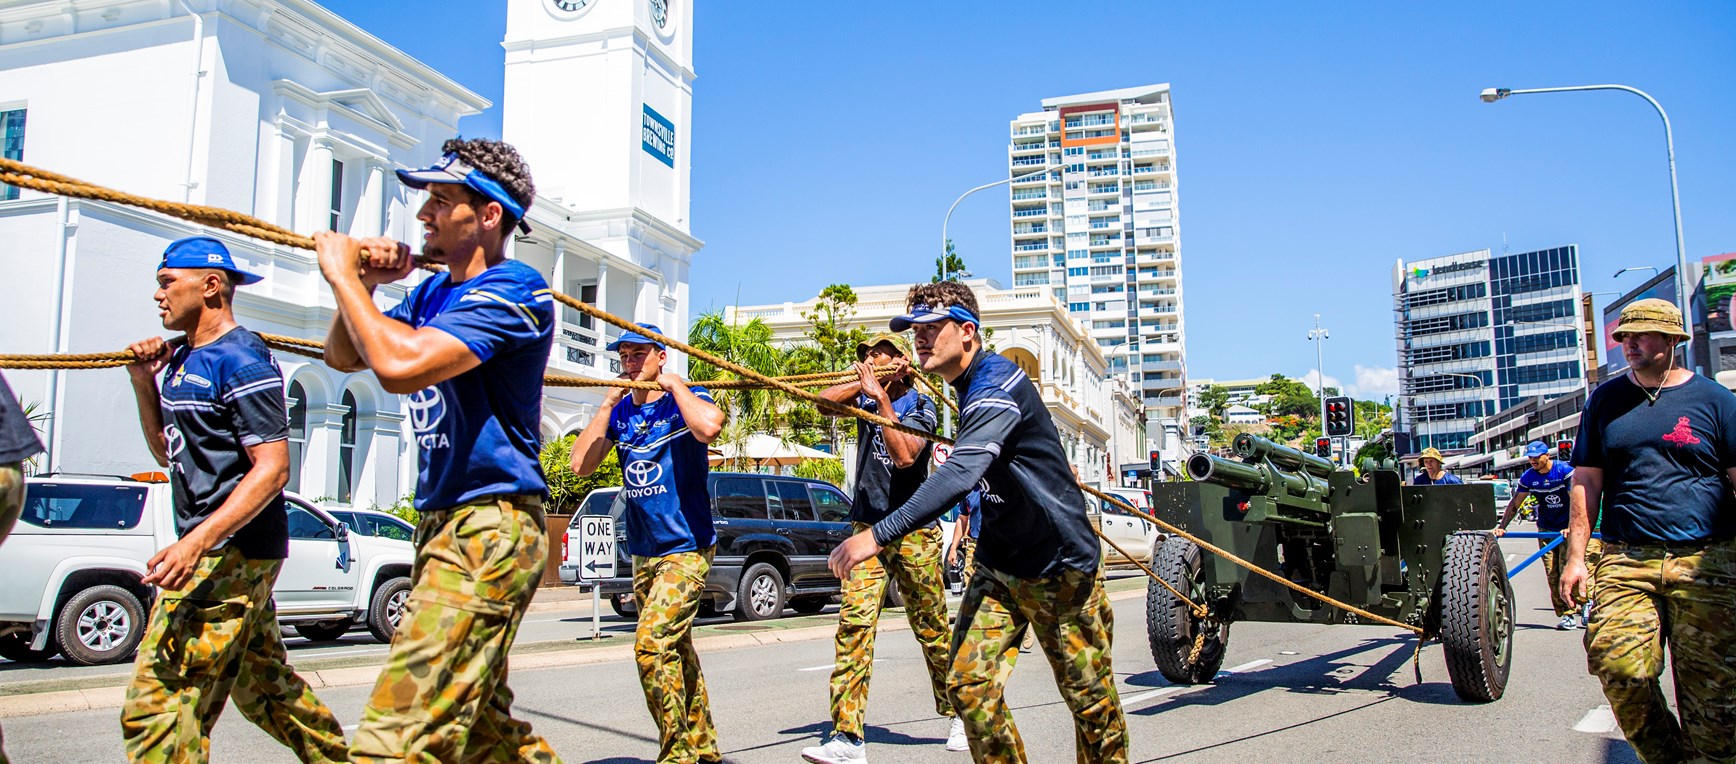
948 568 1128 764
0 462 23 541
828 526 954 736
633 548 718 764
1586 543 1736 763
1539 537 1574 618
122 551 346 764
350 499 558 764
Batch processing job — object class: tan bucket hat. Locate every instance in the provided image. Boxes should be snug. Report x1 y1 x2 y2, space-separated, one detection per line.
1419 447 1445 464
856 332 914 361
1612 298 1691 342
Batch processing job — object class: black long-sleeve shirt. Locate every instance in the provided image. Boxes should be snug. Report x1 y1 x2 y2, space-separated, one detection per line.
870 349 1099 578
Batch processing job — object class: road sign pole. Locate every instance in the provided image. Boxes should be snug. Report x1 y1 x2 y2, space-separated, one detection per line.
591 584 601 641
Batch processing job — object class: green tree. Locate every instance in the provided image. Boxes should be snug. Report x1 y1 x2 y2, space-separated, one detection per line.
933 239 969 283
1197 384 1231 420
688 311 788 467
540 434 622 514
790 457 846 489
790 284 872 453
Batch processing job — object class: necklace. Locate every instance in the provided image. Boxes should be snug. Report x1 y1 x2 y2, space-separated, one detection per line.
1631 365 1673 405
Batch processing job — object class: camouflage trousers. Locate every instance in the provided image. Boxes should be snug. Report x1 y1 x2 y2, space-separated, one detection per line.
632 547 719 764
349 495 559 764
0 462 23 764
828 524 954 738
1539 535 1604 618
949 565 1127 764
120 547 347 764
1586 538 1736 763
955 537 977 583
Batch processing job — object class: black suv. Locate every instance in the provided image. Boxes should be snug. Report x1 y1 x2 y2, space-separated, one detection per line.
564 473 855 621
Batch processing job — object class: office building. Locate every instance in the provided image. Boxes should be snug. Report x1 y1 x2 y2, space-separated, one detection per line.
1392 245 1585 452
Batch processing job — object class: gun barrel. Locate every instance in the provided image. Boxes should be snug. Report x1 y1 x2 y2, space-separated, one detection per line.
1233 433 1337 478
1187 452 1328 499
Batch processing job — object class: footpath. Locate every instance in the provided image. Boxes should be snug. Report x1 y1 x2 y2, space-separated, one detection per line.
0 576 1149 719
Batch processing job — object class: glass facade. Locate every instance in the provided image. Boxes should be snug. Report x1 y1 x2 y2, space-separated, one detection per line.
2 109 25 201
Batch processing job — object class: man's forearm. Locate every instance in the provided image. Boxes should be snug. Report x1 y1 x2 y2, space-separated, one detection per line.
815 380 861 417
667 384 725 442
570 404 618 476
1496 494 1523 530
181 462 285 551
324 312 369 372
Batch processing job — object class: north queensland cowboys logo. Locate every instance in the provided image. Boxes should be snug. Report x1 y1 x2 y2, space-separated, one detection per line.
407 388 450 449
623 459 668 499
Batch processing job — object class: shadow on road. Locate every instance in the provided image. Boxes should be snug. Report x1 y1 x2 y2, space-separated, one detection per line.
1123 634 1464 711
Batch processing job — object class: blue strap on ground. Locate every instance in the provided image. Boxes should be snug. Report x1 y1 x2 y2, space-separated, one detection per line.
1501 531 1601 577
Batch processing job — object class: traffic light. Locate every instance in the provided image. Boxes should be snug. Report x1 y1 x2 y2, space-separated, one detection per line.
1149 449 1161 473
1556 440 1573 461
1315 437 1332 457
1324 396 1355 437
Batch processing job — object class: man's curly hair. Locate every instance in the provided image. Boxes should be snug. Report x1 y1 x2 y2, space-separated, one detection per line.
904 281 981 319
443 137 536 231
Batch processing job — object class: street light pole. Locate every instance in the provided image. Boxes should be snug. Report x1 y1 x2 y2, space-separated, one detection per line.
941 164 1057 282
1308 314 1329 437
1481 84 1693 368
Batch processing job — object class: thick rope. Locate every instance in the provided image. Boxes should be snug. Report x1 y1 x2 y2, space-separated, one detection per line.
1 155 1431 659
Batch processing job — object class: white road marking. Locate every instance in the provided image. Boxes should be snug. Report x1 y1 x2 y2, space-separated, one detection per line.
1120 686 1185 704
342 724 360 732
1574 705 1619 733
1506 553 1518 564
799 659 878 672
1223 659 1272 674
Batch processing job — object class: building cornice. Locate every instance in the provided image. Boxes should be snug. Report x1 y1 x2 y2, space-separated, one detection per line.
502 24 696 83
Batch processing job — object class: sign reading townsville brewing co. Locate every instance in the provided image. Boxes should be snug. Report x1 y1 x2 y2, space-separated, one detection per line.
641 104 675 168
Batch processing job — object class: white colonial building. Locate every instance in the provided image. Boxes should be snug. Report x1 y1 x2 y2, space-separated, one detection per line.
0 0 697 508
724 280 1147 487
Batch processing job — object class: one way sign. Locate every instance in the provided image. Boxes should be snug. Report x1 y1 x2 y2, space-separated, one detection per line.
578 515 617 582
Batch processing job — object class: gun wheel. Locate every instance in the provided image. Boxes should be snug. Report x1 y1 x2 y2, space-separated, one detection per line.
1438 531 1514 702
1145 535 1229 684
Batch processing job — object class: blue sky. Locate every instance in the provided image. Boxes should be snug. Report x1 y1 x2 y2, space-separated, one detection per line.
323 1 1736 399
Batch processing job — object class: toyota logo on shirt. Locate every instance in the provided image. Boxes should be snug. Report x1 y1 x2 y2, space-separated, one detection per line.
623 459 669 499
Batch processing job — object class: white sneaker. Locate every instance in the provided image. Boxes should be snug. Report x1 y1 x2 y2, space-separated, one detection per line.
1556 615 1578 631
946 716 970 752
802 733 867 764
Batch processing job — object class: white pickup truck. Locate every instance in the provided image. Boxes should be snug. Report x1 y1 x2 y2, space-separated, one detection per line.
0 473 415 666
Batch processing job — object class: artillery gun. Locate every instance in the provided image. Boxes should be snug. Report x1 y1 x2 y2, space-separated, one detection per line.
1146 433 1513 701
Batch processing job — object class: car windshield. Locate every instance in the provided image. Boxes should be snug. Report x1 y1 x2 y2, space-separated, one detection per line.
579 490 620 516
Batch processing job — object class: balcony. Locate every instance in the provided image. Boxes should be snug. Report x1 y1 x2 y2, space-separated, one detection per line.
1143 360 1183 373
552 324 622 375
1012 242 1049 252
1012 207 1047 218
1010 189 1047 201
1012 223 1048 236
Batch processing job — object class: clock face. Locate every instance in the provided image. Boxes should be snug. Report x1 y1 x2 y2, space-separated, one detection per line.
650 0 668 29
547 0 592 18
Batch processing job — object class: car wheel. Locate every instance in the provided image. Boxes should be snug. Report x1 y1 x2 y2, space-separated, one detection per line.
293 619 353 642
55 585 146 666
367 577 413 644
733 562 785 622
790 597 827 615
0 631 57 663
609 593 639 620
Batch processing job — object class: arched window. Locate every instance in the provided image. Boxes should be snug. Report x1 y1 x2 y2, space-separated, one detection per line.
338 390 358 504
287 381 307 493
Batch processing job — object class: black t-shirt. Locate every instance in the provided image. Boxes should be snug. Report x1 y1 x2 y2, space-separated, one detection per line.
1572 373 1736 544
159 329 290 559
850 388 935 525
0 372 44 465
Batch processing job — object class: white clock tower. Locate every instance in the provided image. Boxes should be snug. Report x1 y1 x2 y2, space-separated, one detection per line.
502 0 699 344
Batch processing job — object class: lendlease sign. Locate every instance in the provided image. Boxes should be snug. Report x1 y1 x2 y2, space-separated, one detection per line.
641 104 675 168
1410 260 1484 280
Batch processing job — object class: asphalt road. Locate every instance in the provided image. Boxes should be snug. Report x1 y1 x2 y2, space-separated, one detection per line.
1 538 1649 762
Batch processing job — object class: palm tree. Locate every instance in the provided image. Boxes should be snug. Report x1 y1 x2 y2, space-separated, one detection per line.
687 311 787 470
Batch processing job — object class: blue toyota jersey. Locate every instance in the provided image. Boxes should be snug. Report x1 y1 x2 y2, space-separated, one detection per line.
158 328 289 559
1518 461 1575 532
384 259 554 511
610 386 718 557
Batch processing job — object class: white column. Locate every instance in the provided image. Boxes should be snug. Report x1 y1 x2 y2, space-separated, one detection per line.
270 127 298 228
298 139 334 234
358 161 385 236
551 241 568 324
361 410 405 508
301 402 347 501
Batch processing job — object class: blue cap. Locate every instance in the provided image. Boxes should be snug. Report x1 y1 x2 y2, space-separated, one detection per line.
889 303 980 332
607 323 666 352
396 153 533 234
1524 441 1550 458
158 236 263 285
